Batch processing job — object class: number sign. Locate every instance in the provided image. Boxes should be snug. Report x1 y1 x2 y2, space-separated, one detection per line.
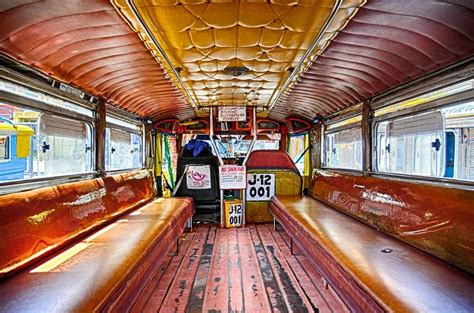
226 203 243 228
246 173 275 201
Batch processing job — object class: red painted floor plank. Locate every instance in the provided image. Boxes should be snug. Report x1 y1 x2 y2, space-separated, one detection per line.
276 227 349 312
296 255 350 313
158 226 209 313
186 227 215 313
132 232 193 312
249 225 287 313
134 224 350 312
228 228 244 312
207 225 217 244
268 225 333 312
237 227 272 312
202 228 229 312
257 224 315 313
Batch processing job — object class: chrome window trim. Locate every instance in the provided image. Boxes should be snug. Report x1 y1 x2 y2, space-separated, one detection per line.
369 172 474 190
372 89 474 123
319 169 474 190
0 66 96 120
372 57 474 111
0 172 98 196
0 90 95 123
105 167 147 176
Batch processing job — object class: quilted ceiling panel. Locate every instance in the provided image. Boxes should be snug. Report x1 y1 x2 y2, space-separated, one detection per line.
0 0 194 120
2 1 471 123
269 0 474 121
113 0 365 113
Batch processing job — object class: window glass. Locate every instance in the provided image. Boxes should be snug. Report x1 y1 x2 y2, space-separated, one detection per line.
324 126 362 170
288 134 306 175
39 114 93 176
0 103 93 182
0 79 93 118
375 101 474 181
0 135 10 160
105 127 143 170
182 134 280 159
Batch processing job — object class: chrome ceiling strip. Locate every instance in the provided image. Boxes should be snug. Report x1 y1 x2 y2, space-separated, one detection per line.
126 0 199 110
268 0 343 112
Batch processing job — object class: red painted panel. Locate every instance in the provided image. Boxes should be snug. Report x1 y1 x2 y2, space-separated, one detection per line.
311 170 474 275
246 150 299 174
0 170 155 277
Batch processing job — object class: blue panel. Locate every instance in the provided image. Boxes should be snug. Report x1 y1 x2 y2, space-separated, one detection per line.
0 136 27 181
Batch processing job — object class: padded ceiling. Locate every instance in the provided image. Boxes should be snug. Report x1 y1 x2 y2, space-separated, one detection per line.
1 1 472 123
113 0 365 113
0 0 194 120
269 0 474 121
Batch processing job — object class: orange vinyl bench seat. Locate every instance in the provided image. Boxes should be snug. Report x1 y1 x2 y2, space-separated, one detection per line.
270 195 474 312
0 197 194 312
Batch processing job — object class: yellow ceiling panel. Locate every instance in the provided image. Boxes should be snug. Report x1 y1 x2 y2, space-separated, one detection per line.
113 0 365 113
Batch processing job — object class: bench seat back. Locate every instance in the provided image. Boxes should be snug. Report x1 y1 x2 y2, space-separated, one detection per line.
0 170 155 277
0 197 194 312
246 150 302 222
311 170 474 274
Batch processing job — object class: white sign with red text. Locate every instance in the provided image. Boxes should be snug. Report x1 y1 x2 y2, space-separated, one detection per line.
218 106 247 122
219 165 246 189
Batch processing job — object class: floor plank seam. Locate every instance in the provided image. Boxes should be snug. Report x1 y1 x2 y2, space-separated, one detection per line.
158 227 210 312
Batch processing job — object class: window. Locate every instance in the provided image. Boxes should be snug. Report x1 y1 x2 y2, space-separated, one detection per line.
375 101 474 181
288 134 306 175
0 135 10 161
105 117 143 171
39 114 93 176
324 126 362 170
181 134 280 159
0 103 94 182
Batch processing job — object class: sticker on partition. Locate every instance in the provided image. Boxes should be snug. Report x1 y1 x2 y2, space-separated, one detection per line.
186 165 211 189
246 173 275 201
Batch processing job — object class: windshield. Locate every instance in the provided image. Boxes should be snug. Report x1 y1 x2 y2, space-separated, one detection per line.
182 134 280 159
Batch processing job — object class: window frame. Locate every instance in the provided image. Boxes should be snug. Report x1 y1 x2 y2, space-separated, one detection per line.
322 118 363 172
0 135 11 162
0 67 98 194
371 79 474 187
37 112 95 176
105 113 144 173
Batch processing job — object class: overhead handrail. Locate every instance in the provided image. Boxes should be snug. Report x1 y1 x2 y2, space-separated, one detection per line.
268 0 343 111
126 0 199 110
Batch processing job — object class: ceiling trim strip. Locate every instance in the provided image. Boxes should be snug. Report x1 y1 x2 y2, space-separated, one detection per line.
267 0 343 112
125 0 199 110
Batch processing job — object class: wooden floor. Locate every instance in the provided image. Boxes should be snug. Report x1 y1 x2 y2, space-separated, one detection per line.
132 224 348 313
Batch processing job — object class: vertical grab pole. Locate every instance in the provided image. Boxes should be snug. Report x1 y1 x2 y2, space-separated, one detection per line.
209 107 224 166
209 107 225 228
242 107 257 227
242 107 257 166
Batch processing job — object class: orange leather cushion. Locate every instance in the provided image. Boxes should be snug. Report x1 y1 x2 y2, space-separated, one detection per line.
0 170 155 277
311 170 474 274
0 197 193 312
271 195 474 312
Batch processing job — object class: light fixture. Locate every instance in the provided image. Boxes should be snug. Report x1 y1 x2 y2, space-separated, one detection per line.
224 66 249 77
